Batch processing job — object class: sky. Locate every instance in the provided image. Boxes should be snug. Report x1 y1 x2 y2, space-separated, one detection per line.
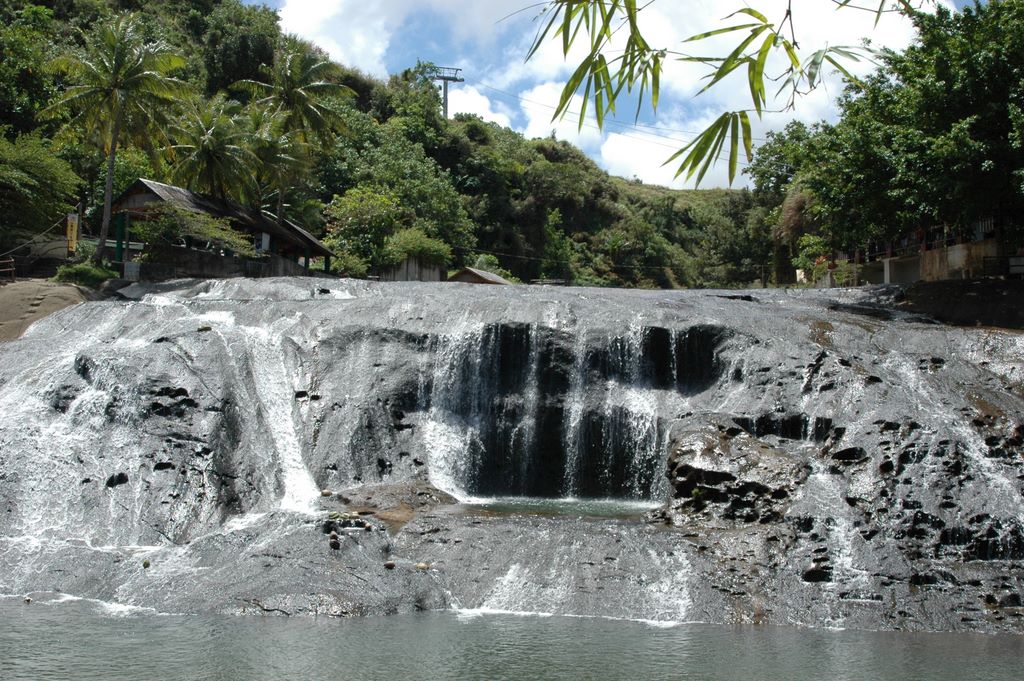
252 0 965 189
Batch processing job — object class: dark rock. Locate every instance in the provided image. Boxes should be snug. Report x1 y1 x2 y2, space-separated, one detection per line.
803 567 832 583
105 472 129 488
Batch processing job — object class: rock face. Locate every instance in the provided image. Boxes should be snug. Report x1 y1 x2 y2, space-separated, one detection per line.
0 277 1021 631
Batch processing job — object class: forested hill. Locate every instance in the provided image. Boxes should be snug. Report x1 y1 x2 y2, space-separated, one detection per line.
1 0 772 289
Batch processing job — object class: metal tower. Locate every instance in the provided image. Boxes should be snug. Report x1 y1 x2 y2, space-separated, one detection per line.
429 66 464 119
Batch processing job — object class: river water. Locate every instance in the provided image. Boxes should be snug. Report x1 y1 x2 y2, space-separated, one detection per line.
2 599 1021 681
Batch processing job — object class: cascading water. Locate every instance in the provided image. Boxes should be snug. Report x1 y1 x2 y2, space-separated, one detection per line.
420 321 698 502
1 278 1021 632
239 321 320 514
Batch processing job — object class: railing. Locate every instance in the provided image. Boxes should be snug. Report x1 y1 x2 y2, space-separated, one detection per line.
0 258 15 283
982 257 1024 278
430 66 464 81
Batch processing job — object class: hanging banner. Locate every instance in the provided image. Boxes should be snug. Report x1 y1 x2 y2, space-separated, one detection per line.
66 213 80 254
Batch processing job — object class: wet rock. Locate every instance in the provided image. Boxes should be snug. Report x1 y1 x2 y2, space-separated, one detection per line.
663 416 809 525
802 566 832 583
105 472 129 488
999 593 1022 608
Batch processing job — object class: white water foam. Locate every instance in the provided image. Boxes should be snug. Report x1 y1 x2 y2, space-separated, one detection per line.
241 322 319 514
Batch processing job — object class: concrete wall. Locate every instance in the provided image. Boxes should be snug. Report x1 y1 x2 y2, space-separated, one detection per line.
28 239 69 260
885 255 922 285
859 261 886 285
136 246 310 281
920 239 1000 281
377 257 445 282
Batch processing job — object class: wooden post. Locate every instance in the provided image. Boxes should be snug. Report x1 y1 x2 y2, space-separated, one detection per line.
114 213 125 262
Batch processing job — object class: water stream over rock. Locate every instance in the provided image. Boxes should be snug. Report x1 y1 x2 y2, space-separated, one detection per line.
0 278 1021 632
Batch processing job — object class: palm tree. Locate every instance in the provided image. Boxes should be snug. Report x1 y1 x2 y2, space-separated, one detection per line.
169 94 255 201
234 38 355 146
240 104 309 222
45 13 189 264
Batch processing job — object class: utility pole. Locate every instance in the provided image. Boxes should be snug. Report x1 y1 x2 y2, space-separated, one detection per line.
429 66 464 119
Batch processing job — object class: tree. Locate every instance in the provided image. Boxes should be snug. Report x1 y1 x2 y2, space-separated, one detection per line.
0 5 59 138
381 227 452 268
0 133 80 252
235 38 355 146
202 0 280 96
131 202 257 257
529 0 929 185
744 121 814 208
323 186 409 267
45 13 189 264
796 2 1024 248
169 94 254 201
240 104 309 221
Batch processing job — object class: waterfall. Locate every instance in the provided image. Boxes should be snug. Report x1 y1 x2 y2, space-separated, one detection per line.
240 321 319 514
421 322 690 502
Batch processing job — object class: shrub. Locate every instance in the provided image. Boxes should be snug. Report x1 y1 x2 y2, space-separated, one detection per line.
331 251 369 278
52 262 118 288
132 203 258 258
381 227 451 267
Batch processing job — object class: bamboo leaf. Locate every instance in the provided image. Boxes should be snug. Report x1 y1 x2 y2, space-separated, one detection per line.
739 110 753 160
824 54 863 86
726 7 770 24
728 113 739 183
684 22 761 43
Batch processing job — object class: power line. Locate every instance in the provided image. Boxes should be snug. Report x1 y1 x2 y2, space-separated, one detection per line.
476 83 770 144
473 82 798 176
457 245 684 273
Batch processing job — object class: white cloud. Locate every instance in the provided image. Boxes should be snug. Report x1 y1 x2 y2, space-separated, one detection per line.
518 82 605 151
278 0 416 76
422 0 534 46
448 86 512 128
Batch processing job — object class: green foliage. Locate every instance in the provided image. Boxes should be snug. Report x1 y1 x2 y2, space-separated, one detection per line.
12 2 791 290
132 203 257 257
234 37 355 145
0 133 81 251
52 261 117 288
738 0 1024 278
470 254 520 283
169 94 254 200
45 11 191 262
241 104 309 216
330 250 369 278
381 227 451 267
541 209 574 280
792 234 830 285
323 186 408 266
0 5 59 137
202 0 280 96
346 124 476 257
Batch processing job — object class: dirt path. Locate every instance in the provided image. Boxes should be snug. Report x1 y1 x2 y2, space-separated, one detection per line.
0 279 99 341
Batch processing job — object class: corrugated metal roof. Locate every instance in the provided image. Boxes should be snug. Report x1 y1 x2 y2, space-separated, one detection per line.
120 179 333 258
448 266 513 285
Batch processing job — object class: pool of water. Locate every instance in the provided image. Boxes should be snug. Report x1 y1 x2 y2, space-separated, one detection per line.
2 597 1021 681
463 496 659 518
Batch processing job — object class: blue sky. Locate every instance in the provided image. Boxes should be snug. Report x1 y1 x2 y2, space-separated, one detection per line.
252 1 966 189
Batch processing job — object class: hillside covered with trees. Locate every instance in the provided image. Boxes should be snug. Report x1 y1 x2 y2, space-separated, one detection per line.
3 1 1020 289
0 0 775 288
